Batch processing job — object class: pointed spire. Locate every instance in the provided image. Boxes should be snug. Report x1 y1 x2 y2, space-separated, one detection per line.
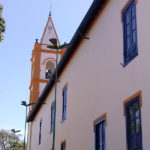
40 15 60 45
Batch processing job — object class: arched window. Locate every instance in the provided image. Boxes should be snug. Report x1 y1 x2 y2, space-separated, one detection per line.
45 61 55 79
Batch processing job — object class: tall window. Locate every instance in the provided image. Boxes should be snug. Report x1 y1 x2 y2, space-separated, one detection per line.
62 86 67 122
95 118 106 150
45 61 54 79
125 96 142 150
123 0 138 65
51 102 55 132
39 119 42 145
61 141 66 150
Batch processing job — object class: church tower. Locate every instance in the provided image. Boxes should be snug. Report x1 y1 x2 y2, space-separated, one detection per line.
29 15 65 107
27 14 66 150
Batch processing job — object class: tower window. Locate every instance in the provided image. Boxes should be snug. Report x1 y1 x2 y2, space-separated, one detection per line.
125 96 143 150
45 61 54 79
122 0 138 66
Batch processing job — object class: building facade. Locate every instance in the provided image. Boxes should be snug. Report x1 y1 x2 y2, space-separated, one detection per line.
27 0 150 149
27 15 65 150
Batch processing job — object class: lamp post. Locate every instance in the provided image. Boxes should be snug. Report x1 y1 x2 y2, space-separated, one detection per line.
47 38 70 150
21 101 35 150
11 129 21 150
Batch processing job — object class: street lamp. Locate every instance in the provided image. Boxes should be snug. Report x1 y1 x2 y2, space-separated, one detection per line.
21 101 35 150
11 129 21 150
47 38 70 150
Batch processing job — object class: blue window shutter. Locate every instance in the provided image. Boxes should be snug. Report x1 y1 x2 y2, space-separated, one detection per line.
51 106 52 130
102 122 106 150
51 104 52 130
124 7 132 63
64 87 67 116
52 104 53 130
123 0 138 65
131 2 138 57
51 103 55 131
39 119 42 144
95 119 106 150
95 125 100 150
125 96 143 150
62 87 67 121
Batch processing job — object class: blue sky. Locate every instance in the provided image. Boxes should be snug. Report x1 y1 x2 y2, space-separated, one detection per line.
0 0 92 135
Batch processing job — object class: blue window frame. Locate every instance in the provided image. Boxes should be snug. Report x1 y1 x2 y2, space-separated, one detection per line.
125 96 143 150
62 86 67 122
123 0 138 66
95 118 106 150
39 119 42 145
51 102 55 132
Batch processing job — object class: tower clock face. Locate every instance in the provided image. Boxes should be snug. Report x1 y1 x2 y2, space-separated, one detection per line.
48 26 52 34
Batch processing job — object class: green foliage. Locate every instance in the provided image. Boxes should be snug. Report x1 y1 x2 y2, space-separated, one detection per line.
0 4 5 41
0 129 24 150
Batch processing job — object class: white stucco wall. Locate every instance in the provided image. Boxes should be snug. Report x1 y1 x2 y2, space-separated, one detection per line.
30 87 55 150
39 83 47 96
30 0 150 150
27 123 32 150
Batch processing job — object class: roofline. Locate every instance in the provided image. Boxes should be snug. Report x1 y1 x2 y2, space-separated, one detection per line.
27 0 106 122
